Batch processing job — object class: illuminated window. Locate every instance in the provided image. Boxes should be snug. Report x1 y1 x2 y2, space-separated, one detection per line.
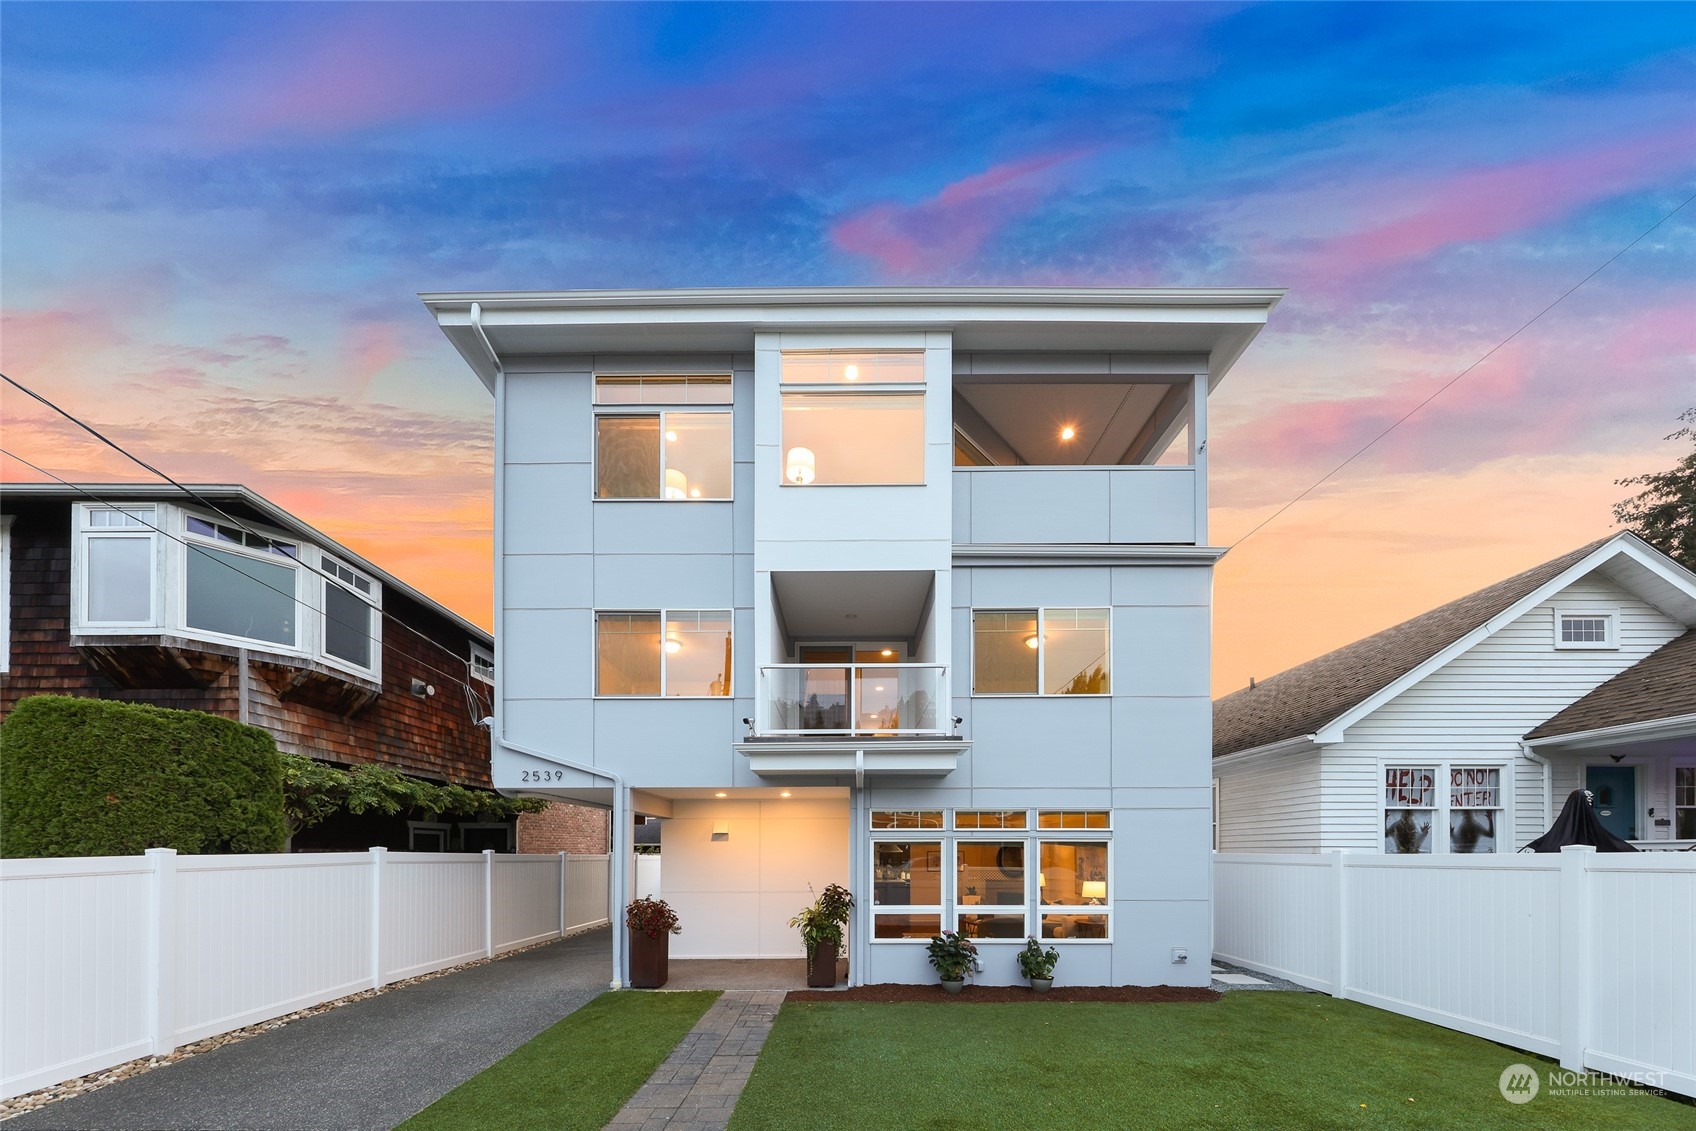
596 609 732 697
780 351 924 486
595 412 731 500
973 608 1109 695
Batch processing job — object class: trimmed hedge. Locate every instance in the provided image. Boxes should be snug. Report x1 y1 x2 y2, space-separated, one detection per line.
0 695 286 858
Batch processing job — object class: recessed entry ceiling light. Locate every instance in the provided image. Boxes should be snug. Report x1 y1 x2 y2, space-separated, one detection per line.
880 649 894 657
1059 425 1077 442
714 791 727 798
780 791 792 798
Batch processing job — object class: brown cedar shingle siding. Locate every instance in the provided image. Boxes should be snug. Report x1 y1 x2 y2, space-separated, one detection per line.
1 503 493 787
1525 630 1696 740
1212 538 1611 757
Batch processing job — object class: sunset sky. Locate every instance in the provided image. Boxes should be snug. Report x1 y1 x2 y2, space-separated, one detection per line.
3 3 1692 695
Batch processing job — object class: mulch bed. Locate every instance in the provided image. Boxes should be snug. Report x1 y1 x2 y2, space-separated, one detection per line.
787 983 1220 1004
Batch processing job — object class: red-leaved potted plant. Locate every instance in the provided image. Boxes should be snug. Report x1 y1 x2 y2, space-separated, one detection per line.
626 896 681 988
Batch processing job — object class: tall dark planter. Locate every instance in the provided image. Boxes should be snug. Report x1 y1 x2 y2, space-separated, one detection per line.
630 930 669 989
807 939 839 987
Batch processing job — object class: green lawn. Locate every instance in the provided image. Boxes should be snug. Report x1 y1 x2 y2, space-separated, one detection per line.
730 993 1694 1131
397 990 719 1131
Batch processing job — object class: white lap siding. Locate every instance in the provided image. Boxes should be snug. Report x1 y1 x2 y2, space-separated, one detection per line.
1215 747 1321 851
1318 575 1684 852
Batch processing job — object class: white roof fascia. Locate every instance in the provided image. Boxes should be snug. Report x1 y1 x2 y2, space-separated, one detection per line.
1 482 490 646
1211 734 1325 770
1525 712 1696 752
1311 532 1696 746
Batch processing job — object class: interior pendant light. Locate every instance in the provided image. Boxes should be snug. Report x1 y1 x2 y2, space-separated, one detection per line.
785 446 816 484
664 468 688 499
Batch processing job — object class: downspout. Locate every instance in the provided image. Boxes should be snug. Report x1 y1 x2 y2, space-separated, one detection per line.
475 306 631 991
1520 741 1552 846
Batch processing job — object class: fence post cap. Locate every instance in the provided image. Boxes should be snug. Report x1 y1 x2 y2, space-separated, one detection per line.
144 847 177 858
1559 844 1599 855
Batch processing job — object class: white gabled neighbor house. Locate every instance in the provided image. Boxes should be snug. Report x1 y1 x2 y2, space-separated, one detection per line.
1212 533 1696 854
424 286 1283 987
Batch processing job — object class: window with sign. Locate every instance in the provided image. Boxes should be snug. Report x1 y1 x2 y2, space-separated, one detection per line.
1384 766 1437 854
1385 764 1503 853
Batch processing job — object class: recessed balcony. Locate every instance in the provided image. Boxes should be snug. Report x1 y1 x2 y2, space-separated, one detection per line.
762 662 947 736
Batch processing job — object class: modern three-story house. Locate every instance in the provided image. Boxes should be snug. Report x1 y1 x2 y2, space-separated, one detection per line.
424 287 1281 987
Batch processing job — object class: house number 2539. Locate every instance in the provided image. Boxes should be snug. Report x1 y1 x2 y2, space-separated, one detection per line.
520 769 568 783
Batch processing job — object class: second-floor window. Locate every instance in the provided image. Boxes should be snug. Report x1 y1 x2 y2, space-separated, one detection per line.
594 374 732 500
780 350 925 486
596 609 732 697
972 608 1110 695
185 516 301 648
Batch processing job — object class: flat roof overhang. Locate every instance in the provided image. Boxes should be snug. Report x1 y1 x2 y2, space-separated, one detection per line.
420 286 1285 394
734 736 970 779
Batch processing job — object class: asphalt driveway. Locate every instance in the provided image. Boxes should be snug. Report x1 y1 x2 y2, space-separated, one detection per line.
8 927 612 1131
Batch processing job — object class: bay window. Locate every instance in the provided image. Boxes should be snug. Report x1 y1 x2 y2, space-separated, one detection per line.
186 544 297 646
973 608 1110 695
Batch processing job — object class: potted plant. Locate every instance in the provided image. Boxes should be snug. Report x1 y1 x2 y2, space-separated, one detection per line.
626 896 681 988
1017 937 1060 992
926 931 981 994
789 882 854 987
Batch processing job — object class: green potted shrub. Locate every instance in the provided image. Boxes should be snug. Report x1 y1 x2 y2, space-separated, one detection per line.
926 931 981 994
626 896 681 988
1017 937 1060 992
789 882 854 987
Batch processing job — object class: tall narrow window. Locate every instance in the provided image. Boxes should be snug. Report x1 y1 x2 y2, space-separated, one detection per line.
1448 767 1500 854
872 840 943 939
972 608 1110 695
1038 841 1109 940
1384 767 1437 854
780 350 925 486
80 506 157 626
1674 766 1694 840
955 841 1025 939
320 553 378 671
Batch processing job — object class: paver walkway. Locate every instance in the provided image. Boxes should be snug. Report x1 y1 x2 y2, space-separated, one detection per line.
607 991 783 1131
8 927 612 1131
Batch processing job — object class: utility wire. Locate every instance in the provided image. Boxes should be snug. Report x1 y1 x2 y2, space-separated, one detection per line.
1230 188 1696 551
1 446 491 711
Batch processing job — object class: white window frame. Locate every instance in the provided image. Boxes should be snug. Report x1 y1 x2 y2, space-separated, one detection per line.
778 349 927 488
73 504 161 631
591 373 734 504
0 515 12 672
1381 761 1506 854
869 809 1113 945
1553 606 1619 650
316 551 382 679
592 608 734 698
1673 763 1696 842
970 607 1112 697
470 642 495 684
181 510 307 655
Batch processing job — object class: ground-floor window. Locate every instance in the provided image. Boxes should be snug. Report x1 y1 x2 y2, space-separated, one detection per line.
870 810 1111 941
1676 766 1695 839
1383 764 1502 853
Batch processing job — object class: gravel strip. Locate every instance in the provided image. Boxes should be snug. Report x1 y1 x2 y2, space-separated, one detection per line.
1209 958 1314 992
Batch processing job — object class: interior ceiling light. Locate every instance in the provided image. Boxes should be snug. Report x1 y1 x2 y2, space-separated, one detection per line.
785 446 816 484
1025 635 1040 650
780 791 792 798
664 429 678 442
664 636 682 654
880 649 894 657
1059 425 1077 442
844 364 859 381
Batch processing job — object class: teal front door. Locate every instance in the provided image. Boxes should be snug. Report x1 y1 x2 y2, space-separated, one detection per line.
1586 766 1638 841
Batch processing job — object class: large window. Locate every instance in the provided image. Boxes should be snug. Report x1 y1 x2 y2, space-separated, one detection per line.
870 810 1112 943
780 351 925 486
973 608 1109 695
594 374 732 501
81 506 157 626
595 609 732 696
1384 764 1501 853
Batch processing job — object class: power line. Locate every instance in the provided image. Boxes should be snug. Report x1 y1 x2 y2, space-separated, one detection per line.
1 446 491 711
1230 187 1696 551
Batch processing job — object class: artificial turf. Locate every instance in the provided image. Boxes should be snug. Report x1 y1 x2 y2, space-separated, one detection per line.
396 990 719 1131
729 992 1694 1130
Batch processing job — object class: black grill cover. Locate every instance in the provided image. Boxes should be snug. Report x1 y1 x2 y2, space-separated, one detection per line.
1522 789 1638 853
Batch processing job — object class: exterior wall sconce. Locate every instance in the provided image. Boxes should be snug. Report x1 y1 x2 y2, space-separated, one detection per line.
410 678 435 698
785 446 815 484
711 821 730 841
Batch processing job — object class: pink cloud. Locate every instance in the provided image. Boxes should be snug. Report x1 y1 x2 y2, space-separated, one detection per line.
1306 129 1696 284
832 149 1093 276
195 8 560 141
343 321 408 396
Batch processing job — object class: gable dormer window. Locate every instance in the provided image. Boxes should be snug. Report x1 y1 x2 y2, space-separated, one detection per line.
1554 608 1617 650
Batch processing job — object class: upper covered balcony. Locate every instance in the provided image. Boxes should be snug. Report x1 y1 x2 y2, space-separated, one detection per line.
951 356 1211 549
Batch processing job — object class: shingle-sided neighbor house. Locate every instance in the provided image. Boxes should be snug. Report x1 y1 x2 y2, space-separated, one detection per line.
1213 534 1696 855
424 286 1283 986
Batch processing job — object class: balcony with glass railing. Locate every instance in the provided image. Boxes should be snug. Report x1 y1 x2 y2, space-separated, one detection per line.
761 663 947 737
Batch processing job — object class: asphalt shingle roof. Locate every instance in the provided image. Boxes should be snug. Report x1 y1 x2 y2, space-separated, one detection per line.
1524 629 1696 740
1213 538 1613 758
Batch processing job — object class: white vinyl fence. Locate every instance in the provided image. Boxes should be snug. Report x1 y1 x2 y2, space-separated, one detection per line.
1 849 611 1100
1213 847 1695 1098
